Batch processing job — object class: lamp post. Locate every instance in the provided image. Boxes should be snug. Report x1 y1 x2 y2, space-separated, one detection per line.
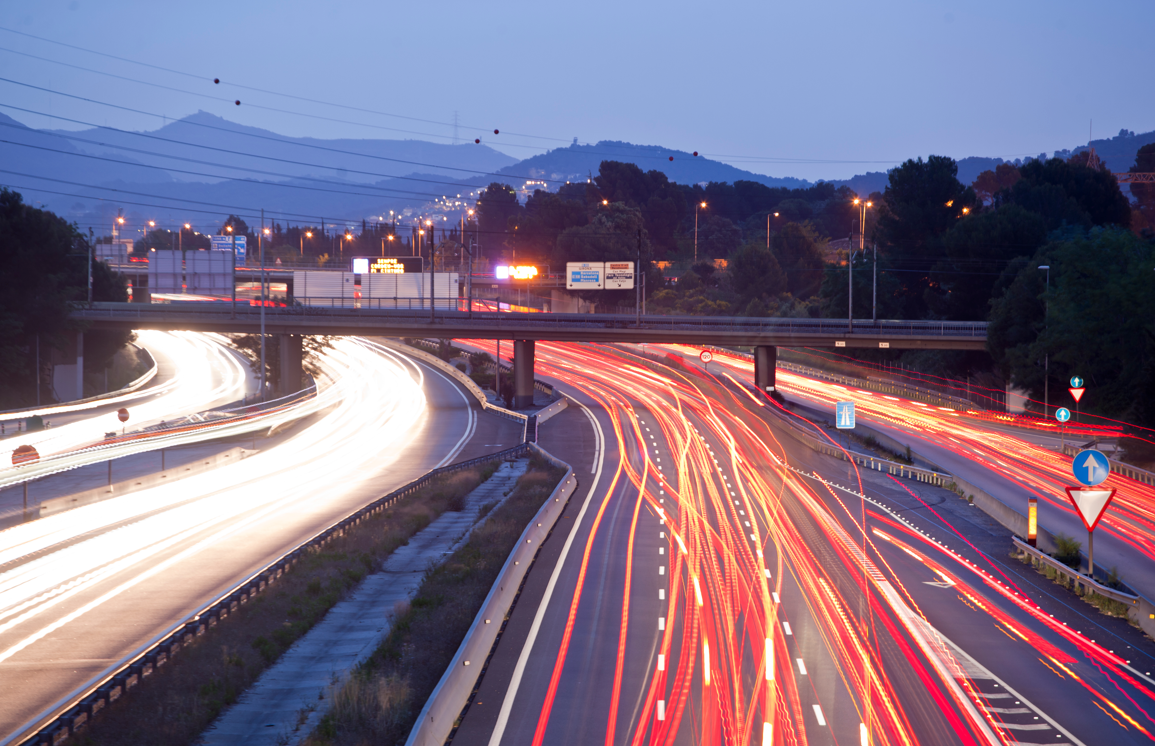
766 211 779 248
301 230 312 258
695 201 707 263
853 198 873 325
1040 263 1052 418
426 220 435 321
260 217 270 400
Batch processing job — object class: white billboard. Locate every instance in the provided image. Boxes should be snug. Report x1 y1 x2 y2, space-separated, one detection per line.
566 262 604 290
604 261 635 290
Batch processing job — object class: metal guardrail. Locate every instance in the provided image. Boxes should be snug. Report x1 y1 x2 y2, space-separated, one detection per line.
0 347 159 424
776 361 977 411
13 442 535 746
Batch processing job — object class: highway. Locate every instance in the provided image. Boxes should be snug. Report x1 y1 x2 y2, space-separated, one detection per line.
444 340 1155 745
0 338 519 745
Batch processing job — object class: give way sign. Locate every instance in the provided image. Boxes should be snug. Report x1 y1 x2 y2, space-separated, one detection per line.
1065 487 1117 532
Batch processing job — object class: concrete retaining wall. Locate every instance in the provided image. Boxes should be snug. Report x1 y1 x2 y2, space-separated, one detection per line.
406 443 576 746
39 447 248 518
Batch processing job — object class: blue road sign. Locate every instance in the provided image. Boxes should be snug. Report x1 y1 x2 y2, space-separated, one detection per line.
1055 407 1071 423
1073 449 1110 486
1070 376 1084 388
836 401 855 429
210 235 246 265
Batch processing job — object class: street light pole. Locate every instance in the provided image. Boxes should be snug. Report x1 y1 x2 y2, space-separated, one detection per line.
1039 265 1051 417
695 201 706 263
87 227 93 304
260 209 267 401
848 232 854 333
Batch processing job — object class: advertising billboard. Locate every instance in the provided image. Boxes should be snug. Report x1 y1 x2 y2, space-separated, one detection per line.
604 261 635 290
566 262 604 289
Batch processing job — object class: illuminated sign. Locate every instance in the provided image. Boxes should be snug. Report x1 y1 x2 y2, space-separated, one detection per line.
1027 497 1037 547
351 256 423 274
605 261 635 290
495 265 539 280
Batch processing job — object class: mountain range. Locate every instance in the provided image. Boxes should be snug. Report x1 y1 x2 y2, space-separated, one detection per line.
0 110 1150 234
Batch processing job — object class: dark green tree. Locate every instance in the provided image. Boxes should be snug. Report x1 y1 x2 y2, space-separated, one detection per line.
997 157 1131 231
1131 143 1155 224
729 242 785 307
772 222 826 299
475 183 523 256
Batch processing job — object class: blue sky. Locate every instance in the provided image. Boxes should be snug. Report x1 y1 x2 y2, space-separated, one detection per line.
1 0 1151 181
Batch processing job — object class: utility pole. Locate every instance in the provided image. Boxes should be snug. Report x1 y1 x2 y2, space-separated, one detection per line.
872 240 877 323
87 227 94 304
260 208 266 401
636 229 642 326
847 232 853 333
467 237 475 318
1039 265 1051 416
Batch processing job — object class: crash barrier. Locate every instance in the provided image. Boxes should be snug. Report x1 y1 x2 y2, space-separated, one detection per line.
17 442 535 746
38 447 249 518
406 442 576 746
410 338 557 397
1013 537 1155 640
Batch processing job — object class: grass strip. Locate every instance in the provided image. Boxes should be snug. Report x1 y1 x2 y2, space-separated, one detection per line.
72 464 499 746
303 454 566 746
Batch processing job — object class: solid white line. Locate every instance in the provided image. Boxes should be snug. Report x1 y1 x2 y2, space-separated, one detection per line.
486 396 606 746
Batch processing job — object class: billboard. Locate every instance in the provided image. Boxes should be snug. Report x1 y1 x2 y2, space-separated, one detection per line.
352 256 423 274
604 261 635 290
210 234 246 265
567 262 604 289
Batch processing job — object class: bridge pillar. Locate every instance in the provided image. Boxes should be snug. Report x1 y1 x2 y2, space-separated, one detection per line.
513 340 535 409
278 334 303 397
754 345 776 395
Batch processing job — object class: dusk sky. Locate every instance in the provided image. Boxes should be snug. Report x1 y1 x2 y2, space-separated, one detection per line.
1 0 1152 182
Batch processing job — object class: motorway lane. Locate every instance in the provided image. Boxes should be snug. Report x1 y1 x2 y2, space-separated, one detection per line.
454 341 989 745
678 351 1155 745
0 331 255 499
0 340 508 744
676 347 1155 603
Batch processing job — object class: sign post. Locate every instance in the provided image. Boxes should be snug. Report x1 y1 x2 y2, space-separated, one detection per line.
1056 407 1071 451
1068 448 1113 576
11 445 39 518
836 401 855 453
1069 376 1085 424
700 349 712 374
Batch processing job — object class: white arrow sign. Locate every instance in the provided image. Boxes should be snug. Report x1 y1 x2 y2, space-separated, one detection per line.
1065 487 1116 532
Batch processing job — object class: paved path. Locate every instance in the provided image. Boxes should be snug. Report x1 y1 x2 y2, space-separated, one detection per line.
198 459 530 746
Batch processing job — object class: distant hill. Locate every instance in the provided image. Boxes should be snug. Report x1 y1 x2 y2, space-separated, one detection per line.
494 141 811 190
42 111 519 185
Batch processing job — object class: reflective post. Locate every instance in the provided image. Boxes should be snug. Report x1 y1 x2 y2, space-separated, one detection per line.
1027 497 1037 547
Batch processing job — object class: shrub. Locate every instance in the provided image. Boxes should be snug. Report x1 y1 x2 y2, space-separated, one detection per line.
1053 533 1082 569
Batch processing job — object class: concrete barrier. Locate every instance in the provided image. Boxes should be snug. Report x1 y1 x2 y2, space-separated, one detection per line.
38 447 248 518
406 443 576 746
535 397 568 425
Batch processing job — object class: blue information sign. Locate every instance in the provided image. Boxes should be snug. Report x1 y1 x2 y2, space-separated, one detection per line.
836 401 855 429
1070 376 1084 388
1055 407 1071 423
210 235 246 265
1072 449 1110 486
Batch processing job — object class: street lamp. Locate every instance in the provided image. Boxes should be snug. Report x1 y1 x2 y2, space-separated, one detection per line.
1038 265 1050 417
695 201 707 263
766 211 780 248
301 230 313 257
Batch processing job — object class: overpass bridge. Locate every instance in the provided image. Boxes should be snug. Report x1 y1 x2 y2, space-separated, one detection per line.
71 302 987 407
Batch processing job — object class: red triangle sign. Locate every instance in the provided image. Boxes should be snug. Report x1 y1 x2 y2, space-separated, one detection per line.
1070 387 1085 403
1065 487 1116 531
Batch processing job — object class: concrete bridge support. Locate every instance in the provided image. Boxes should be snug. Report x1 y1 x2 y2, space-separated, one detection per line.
278 334 303 398
754 345 776 395
513 339 535 409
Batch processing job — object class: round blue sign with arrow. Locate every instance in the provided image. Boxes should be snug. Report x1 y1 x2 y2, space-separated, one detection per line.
1070 376 1084 388
1056 407 1071 423
1073 448 1110 486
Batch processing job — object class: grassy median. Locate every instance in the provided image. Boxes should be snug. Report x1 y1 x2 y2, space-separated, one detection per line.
302 455 566 746
72 464 498 746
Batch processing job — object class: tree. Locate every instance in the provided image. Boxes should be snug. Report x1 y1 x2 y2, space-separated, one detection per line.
988 227 1155 418
728 242 785 307
555 204 651 305
1131 143 1155 224
695 215 741 259
925 205 1048 320
972 163 1021 204
0 188 133 406
997 157 1131 231
772 222 826 299
475 183 522 257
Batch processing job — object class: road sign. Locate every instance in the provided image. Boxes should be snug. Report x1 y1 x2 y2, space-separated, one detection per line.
1072 449 1110 486
700 350 713 364
210 234 246 264
11 444 39 466
1065 486 1116 532
1069 387 1085 403
566 262 604 289
117 407 129 423
1070 376 1084 388
604 262 635 290
836 401 855 429
1055 407 1071 423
